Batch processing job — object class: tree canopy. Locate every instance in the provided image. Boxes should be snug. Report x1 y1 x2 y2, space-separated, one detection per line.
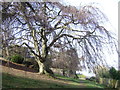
1 2 117 75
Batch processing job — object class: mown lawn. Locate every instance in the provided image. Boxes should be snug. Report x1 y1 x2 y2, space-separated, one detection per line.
2 73 80 88
2 73 105 88
55 74 105 88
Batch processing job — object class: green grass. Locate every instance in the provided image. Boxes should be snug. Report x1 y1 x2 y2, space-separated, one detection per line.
2 73 80 88
55 74 106 88
2 73 105 88
77 74 86 78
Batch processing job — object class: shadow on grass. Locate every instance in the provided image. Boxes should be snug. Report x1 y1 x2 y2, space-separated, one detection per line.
55 74 88 83
55 74 106 88
2 73 81 88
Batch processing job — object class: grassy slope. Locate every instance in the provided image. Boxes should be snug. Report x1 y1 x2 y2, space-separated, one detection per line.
56 74 105 88
2 73 105 88
2 73 81 88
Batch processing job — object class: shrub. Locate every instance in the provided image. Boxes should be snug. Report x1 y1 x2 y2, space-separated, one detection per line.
10 54 24 64
85 77 96 81
109 67 117 80
102 71 110 78
117 71 120 80
96 67 110 78
85 77 90 81
89 76 96 81
23 61 33 67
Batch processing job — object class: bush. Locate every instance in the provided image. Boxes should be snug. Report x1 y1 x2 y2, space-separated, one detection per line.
23 61 33 67
85 77 90 80
109 67 118 80
117 71 120 80
102 71 110 78
85 77 96 81
10 54 24 64
89 76 96 81
109 67 120 81
96 67 110 78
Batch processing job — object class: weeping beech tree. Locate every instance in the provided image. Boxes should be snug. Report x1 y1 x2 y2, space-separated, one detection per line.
1 2 117 75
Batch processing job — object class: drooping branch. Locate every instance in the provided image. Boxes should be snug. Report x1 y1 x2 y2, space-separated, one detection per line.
1 2 117 73
48 34 83 49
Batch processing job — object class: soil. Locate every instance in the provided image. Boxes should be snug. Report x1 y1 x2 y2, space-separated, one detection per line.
0 57 37 73
0 57 85 87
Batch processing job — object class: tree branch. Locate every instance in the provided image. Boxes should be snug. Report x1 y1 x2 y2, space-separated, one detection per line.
21 42 42 59
48 34 83 49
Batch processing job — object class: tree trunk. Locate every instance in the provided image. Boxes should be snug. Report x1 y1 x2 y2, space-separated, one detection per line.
63 69 65 76
68 70 78 79
6 47 9 57
37 59 54 76
37 60 45 74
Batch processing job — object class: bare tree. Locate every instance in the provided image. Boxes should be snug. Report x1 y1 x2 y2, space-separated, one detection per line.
51 48 79 78
1 2 15 57
1 2 117 76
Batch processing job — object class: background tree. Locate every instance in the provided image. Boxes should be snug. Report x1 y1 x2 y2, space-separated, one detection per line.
1 2 15 58
109 67 120 80
94 65 110 78
1 2 117 76
51 48 79 78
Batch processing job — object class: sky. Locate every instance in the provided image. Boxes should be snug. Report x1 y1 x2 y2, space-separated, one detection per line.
63 0 118 33
61 0 119 76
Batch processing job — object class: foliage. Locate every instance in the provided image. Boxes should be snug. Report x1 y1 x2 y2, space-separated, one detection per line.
109 67 117 79
85 77 96 82
109 67 120 80
96 67 120 80
10 54 24 64
96 67 110 78
102 71 110 78
23 61 33 67
117 71 120 80
89 77 96 81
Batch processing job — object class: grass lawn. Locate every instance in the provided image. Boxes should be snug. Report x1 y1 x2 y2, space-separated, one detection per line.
55 74 105 88
2 73 105 88
2 73 80 88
